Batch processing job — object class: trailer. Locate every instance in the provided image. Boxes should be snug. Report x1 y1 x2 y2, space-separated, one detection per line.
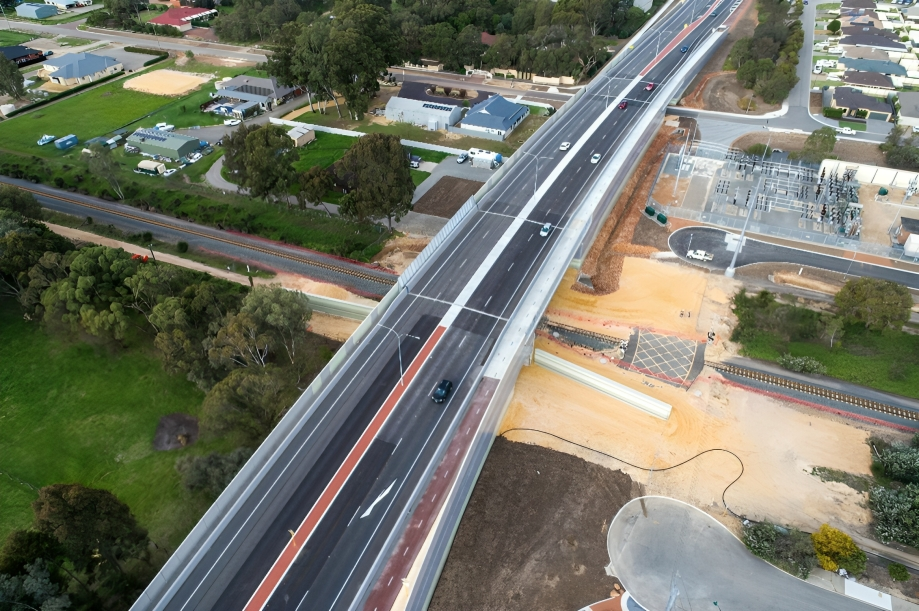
135 160 166 175
54 134 78 150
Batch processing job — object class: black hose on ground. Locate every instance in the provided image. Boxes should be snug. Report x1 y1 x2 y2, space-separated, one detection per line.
498 427 746 520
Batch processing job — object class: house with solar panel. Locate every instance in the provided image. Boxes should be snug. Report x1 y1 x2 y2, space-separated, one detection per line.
126 128 201 160
384 82 465 130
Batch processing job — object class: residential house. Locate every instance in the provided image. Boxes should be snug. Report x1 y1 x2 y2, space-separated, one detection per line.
40 52 122 86
149 6 217 32
905 5 919 20
842 46 891 60
842 70 896 89
0 45 44 68
840 25 900 40
839 57 907 75
215 75 301 111
458 95 529 139
839 34 907 51
831 86 894 120
384 81 483 130
896 91 919 128
16 3 58 18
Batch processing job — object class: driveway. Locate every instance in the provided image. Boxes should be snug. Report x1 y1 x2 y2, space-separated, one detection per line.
92 47 155 72
669 226 919 288
607 497 880 611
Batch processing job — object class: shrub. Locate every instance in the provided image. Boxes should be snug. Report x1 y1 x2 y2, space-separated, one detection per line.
177 241 189 253
872 485 919 547
778 354 827 375
745 144 772 158
824 107 845 119
175 448 253 498
811 524 867 575
889 562 910 581
878 445 919 484
743 521 816 579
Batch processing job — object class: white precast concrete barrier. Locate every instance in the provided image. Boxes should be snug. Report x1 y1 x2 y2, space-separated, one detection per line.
534 349 672 420
305 293 373 320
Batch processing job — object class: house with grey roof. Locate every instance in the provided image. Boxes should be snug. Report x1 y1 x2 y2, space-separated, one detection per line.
839 34 906 51
841 25 899 40
831 86 893 120
215 76 301 111
843 70 895 89
40 52 122 86
458 95 529 140
896 92 919 128
841 46 890 60
839 58 907 75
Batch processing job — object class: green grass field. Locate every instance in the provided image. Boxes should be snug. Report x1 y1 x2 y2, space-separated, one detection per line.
0 81 172 156
292 132 359 173
0 298 234 549
815 2 840 8
410 169 430 186
0 30 35 46
408 148 450 163
54 36 95 46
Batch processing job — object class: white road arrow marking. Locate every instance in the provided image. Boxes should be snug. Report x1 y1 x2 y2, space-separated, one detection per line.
360 480 396 519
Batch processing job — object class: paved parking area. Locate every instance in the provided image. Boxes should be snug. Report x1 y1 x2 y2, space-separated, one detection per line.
95 47 156 72
620 330 705 386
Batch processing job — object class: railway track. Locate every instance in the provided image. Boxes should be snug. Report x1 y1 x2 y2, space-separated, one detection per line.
707 361 919 423
540 318 627 350
17 184 397 290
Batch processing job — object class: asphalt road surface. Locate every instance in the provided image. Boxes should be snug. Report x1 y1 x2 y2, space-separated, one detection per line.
670 226 919 289
0 177 396 297
608 497 879 611
135 2 743 610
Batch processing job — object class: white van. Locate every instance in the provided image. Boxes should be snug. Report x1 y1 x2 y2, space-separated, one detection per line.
836 126 856 135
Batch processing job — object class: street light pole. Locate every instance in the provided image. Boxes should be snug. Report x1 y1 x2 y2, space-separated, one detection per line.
0 3 12 31
725 134 771 278
379 325 420 386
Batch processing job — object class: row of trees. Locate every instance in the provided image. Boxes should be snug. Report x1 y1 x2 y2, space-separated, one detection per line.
880 125 919 171
726 0 803 104
224 126 414 230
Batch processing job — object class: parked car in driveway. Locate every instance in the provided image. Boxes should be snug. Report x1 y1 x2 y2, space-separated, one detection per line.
457 152 469 163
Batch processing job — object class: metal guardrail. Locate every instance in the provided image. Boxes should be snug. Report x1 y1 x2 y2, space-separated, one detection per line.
707 361 919 422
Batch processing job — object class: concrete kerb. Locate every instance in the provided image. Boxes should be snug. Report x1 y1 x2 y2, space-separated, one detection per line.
400 28 727 611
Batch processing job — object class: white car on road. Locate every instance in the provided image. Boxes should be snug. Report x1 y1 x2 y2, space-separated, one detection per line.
224 119 241 126
686 249 714 261
559 142 571 151
590 153 602 164
539 222 553 237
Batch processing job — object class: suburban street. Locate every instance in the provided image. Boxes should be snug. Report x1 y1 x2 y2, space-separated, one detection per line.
131 1 746 610
608 497 879 611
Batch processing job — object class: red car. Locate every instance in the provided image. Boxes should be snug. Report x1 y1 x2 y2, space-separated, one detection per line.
618 101 628 110
645 82 655 91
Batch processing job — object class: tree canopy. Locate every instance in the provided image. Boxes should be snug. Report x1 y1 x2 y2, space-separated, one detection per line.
795 127 836 164
337 133 414 230
834 277 912 331
0 57 26 101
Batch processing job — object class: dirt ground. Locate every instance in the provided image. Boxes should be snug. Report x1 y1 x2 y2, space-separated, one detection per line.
690 73 781 115
153 413 199 450
124 69 211 96
307 312 360 342
732 132 888 166
428 437 633 611
370 235 431 274
413 176 483 218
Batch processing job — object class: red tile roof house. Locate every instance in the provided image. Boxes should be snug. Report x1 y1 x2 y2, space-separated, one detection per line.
149 6 217 32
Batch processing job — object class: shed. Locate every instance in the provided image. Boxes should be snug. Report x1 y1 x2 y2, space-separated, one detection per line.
231 101 261 119
288 125 316 147
384 96 463 131
136 160 166 175
127 128 199 159
54 134 78 150
16 3 58 18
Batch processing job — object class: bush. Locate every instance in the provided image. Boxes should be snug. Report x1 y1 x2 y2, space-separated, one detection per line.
778 354 827 375
878 445 919 484
811 524 866 575
177 241 189 253
889 562 910 581
175 448 253 498
824 107 845 119
871 484 919 547
123 46 168 56
745 144 772 158
743 521 817 579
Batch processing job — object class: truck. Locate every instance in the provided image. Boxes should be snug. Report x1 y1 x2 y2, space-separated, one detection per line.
687 250 714 261
835 126 856 135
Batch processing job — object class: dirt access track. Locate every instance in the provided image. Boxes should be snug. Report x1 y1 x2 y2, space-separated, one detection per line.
429 438 633 611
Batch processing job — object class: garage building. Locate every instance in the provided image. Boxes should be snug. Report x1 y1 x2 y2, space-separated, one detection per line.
127 128 200 159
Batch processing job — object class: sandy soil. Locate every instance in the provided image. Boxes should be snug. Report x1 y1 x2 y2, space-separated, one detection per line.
307 312 360 342
185 54 256 69
413 176 483 218
547 260 711 339
651 175 691 208
124 69 211 96
695 73 781 115
772 271 842 295
731 132 888 166
858 184 919 246
370 236 431 274
429 438 632 611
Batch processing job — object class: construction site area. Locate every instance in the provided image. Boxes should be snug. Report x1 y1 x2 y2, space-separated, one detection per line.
428 117 919 611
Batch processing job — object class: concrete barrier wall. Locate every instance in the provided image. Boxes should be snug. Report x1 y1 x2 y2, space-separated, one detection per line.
534 349 671 419
268 118 467 155
307 294 373 320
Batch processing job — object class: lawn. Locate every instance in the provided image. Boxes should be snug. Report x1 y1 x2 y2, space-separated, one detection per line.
408 147 450 163
816 2 840 8
0 80 173 157
0 298 233 549
291 132 359 173
411 169 430 186
0 30 35 46
839 120 867 131
55 36 95 46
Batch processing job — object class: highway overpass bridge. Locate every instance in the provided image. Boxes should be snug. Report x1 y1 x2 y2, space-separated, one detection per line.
131 2 738 610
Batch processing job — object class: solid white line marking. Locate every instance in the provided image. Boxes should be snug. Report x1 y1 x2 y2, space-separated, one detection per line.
347 508 360 527
508 263 514 271
361 480 396 519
